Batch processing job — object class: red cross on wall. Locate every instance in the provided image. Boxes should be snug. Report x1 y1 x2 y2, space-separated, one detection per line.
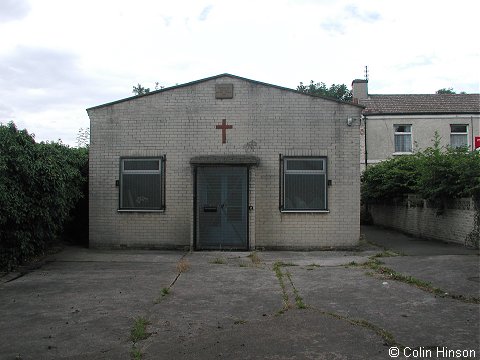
215 119 233 144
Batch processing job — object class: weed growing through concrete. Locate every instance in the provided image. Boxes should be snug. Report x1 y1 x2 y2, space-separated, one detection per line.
130 317 150 343
306 263 321 270
359 258 480 304
210 257 227 265
323 309 400 348
373 250 400 258
176 258 190 273
273 261 290 311
233 319 247 325
248 251 262 265
285 271 307 309
131 345 142 360
154 287 172 303
273 261 307 311
129 317 150 359
275 261 298 267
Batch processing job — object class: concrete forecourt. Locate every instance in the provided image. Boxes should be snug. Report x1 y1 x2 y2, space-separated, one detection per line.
0 226 478 359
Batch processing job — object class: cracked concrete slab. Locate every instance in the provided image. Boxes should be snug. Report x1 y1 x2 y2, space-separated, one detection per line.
145 309 389 360
380 255 480 298
0 251 186 360
0 226 478 359
288 266 479 352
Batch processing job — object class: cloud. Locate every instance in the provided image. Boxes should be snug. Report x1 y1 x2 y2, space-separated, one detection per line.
396 55 436 70
320 20 345 35
198 5 213 21
321 4 380 35
0 46 108 113
0 47 84 89
162 15 172 27
344 4 380 23
0 0 30 23
0 103 14 119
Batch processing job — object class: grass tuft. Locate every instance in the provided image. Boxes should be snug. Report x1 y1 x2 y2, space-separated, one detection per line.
247 251 262 265
176 258 190 273
130 317 150 343
160 287 170 297
209 257 227 265
131 345 142 360
373 251 400 258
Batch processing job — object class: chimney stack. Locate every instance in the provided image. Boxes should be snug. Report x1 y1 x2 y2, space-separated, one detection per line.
352 79 368 103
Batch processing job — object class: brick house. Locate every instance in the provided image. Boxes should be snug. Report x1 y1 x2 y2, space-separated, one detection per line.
87 74 363 250
352 79 480 171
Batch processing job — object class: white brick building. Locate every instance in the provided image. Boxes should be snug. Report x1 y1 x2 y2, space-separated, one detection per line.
87 74 363 250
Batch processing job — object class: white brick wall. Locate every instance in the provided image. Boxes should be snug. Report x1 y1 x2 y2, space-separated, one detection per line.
369 196 477 246
88 75 363 249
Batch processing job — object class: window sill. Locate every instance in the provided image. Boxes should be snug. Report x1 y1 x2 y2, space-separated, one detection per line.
281 210 330 213
392 152 413 156
117 209 165 213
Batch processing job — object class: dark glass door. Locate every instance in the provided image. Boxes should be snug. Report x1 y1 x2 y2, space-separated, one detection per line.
196 166 247 250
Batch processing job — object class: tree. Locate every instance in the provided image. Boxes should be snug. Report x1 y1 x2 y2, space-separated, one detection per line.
436 88 456 94
132 82 164 96
76 127 90 148
297 81 353 102
132 83 150 96
436 88 467 95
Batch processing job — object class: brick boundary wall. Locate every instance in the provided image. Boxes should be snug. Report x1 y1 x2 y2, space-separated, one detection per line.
368 194 477 247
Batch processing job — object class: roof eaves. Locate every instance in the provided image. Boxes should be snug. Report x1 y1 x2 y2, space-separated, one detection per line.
364 111 480 116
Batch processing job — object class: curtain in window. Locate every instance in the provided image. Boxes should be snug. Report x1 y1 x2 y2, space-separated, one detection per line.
122 173 161 209
450 134 468 148
394 134 412 152
284 173 326 210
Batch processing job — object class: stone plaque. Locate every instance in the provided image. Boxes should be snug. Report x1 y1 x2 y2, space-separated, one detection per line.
215 84 234 99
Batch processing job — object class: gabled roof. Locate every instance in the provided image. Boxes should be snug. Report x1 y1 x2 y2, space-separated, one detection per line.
360 94 480 116
87 73 364 111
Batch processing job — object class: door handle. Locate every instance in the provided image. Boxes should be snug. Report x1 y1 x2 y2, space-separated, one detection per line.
203 206 217 212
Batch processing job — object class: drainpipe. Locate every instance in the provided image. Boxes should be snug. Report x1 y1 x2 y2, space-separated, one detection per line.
471 116 474 151
363 115 368 168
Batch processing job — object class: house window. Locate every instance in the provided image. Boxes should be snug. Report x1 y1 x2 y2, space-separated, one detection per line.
450 125 468 148
394 125 412 153
120 158 164 211
282 157 327 211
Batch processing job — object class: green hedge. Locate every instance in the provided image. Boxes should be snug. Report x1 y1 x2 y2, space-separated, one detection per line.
362 136 480 205
0 122 88 270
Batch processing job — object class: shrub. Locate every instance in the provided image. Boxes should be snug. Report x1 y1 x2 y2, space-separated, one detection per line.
361 153 420 202
0 122 88 270
362 134 480 205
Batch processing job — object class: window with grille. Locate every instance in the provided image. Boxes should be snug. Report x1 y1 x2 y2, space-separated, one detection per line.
119 158 164 211
450 124 468 148
394 124 412 153
281 157 327 211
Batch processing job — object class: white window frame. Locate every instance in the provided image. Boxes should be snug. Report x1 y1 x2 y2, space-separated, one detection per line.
450 124 469 148
393 124 413 154
281 157 328 213
119 157 164 212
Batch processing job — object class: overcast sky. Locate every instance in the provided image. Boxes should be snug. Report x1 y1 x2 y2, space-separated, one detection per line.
1 0 479 146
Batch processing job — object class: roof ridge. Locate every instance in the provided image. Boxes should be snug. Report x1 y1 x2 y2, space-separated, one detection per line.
87 73 364 111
